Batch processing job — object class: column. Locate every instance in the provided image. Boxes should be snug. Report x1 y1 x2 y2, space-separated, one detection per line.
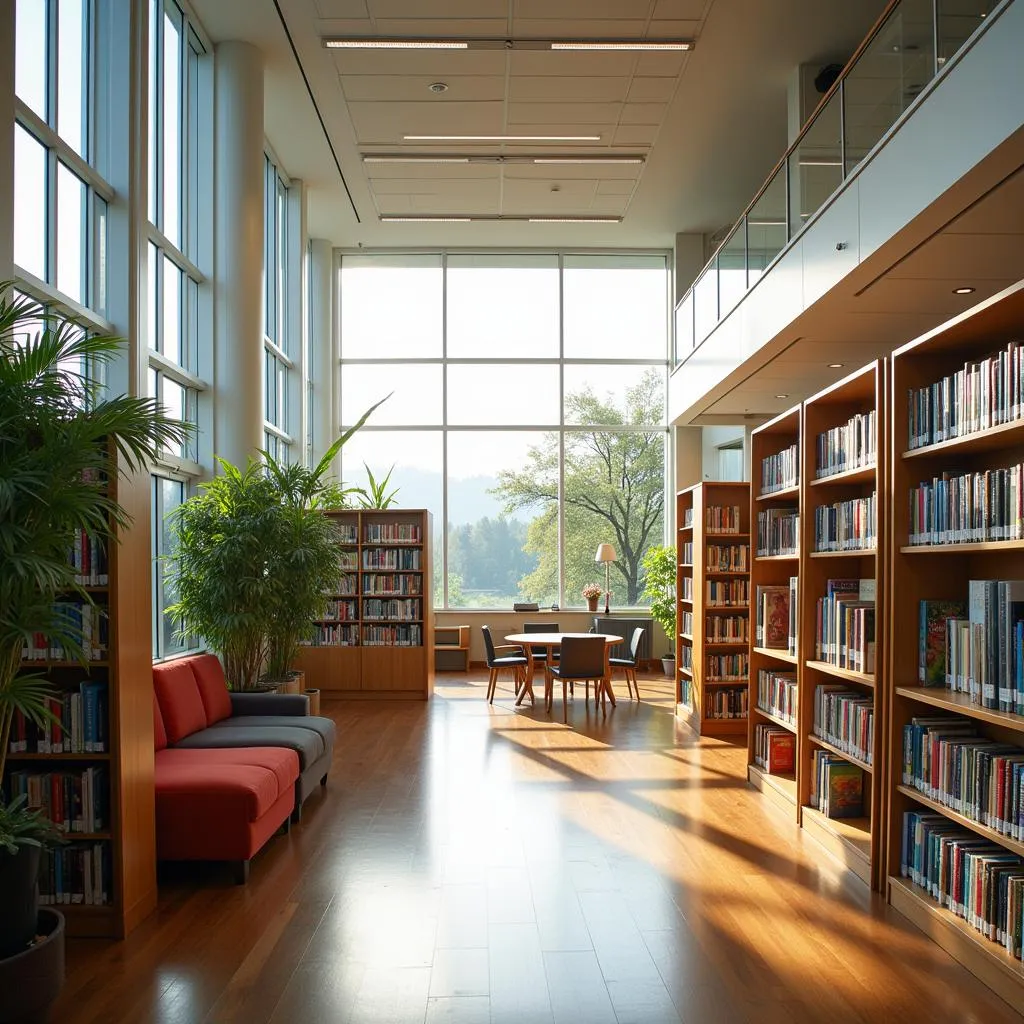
0 1 15 281
308 237 336 471
213 41 264 468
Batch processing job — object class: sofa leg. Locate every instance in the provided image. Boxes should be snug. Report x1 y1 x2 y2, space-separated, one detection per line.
232 860 250 885
282 814 292 833
320 773 328 787
291 802 303 825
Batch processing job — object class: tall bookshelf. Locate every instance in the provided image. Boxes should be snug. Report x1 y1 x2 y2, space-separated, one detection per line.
747 406 801 818
886 280 1024 1006
676 481 751 737
294 509 434 699
799 361 886 889
5 459 157 938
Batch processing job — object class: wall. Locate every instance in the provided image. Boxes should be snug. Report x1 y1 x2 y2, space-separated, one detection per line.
701 425 748 481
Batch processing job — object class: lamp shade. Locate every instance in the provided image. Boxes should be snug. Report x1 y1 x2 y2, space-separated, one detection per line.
594 543 617 563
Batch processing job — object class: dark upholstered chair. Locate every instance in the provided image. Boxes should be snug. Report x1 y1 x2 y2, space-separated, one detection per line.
609 626 645 701
481 625 529 704
547 635 607 722
523 622 559 668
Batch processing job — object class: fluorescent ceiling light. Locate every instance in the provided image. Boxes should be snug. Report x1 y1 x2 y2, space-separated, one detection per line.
377 215 622 224
363 156 471 164
324 37 693 52
528 217 620 224
325 39 467 49
363 154 644 165
532 156 644 165
551 40 691 51
748 218 786 226
799 159 842 167
380 216 472 223
404 134 602 142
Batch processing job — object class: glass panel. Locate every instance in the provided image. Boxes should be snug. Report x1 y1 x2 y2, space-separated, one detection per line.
448 431 554 608
564 429 665 608
341 363 443 427
562 365 664 426
263 156 274 342
937 0 994 66
162 2 182 245
340 254 443 359
843 0 936 175
276 360 286 428
147 241 159 350
186 32 201 264
277 178 288 352
563 254 668 359
163 377 184 458
674 292 693 361
339 430 444 603
57 0 86 157
148 0 158 224
155 476 187 656
446 254 559 358
265 350 277 424
747 167 787 285
789 88 842 237
56 162 86 303
93 195 107 314
14 125 47 280
16 0 47 120
186 275 198 373
717 224 747 318
148 366 158 399
692 267 718 345
162 256 181 363
446 364 559 426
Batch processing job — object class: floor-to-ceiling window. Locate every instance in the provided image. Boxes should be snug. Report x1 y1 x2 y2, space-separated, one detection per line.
338 253 669 610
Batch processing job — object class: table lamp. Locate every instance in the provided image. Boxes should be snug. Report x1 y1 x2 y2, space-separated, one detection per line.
594 543 617 615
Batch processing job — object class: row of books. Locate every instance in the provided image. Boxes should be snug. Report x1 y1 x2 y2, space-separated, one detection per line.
363 624 423 646
5 767 107 833
707 579 749 607
302 624 359 646
362 550 422 570
705 614 748 643
319 599 358 622
680 611 693 636
754 582 795 652
682 509 694 528
753 723 795 774
813 493 877 552
681 577 693 601
333 524 359 544
681 542 694 564
757 669 797 725
302 623 425 646
361 574 422 595
7 683 108 753
706 544 748 571
907 339 1024 450
901 715 1024 840
38 842 110 907
362 598 421 621
920 584 1024 713
760 443 799 495
815 410 877 479
68 528 108 586
813 685 874 765
901 811 1023 962
680 646 693 671
705 687 747 720
908 463 1024 545
21 600 109 661
810 750 864 819
339 553 359 571
756 508 798 557
706 653 748 681
679 678 692 706
362 523 422 543
813 578 876 674
705 505 742 533
330 575 358 595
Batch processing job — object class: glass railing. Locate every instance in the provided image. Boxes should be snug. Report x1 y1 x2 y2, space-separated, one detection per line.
672 0 999 366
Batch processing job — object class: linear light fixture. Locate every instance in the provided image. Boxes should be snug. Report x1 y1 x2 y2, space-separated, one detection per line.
799 158 843 167
379 216 472 223
378 214 622 224
362 154 644 165
324 37 692 52
550 40 691 50
325 39 468 49
531 156 644 165
363 156 472 164
404 134 602 142
528 217 620 223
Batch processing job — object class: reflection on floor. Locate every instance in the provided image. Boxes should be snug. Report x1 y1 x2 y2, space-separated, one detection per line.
53 671 1022 1023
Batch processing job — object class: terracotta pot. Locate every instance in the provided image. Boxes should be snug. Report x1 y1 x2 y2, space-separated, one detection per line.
586 596 599 612
306 689 321 716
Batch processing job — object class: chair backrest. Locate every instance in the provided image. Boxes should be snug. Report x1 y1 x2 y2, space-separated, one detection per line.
480 625 497 666
556 636 606 678
629 626 645 661
524 621 557 634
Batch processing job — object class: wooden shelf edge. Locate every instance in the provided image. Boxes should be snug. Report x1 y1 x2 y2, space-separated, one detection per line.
752 705 797 733
747 763 798 812
902 417 1024 461
756 484 800 502
809 548 877 559
900 539 1024 554
894 686 1024 734
804 660 876 688
895 784 1024 858
755 552 799 561
809 463 877 487
800 805 872 885
752 646 798 665
808 733 873 774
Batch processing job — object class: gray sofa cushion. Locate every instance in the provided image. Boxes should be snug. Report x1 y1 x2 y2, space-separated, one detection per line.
216 715 336 749
174 724 324 769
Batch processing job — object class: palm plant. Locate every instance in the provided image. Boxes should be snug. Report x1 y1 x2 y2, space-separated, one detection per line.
356 463 399 509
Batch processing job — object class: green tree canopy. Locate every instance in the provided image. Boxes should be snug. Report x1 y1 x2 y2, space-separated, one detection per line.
492 368 666 605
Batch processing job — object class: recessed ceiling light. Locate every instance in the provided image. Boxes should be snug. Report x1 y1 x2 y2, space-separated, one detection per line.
775 394 789 400
404 134 602 142
428 81 449 93
953 286 976 294
828 362 844 369
380 216 472 223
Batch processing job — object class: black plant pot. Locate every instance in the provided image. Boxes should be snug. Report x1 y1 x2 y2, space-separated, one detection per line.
0 908 65 1024
0 845 40 958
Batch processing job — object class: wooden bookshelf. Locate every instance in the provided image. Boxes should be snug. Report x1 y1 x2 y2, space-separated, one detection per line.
747 406 801 817
676 481 750 737
800 361 886 890
294 510 434 699
886 279 1024 1007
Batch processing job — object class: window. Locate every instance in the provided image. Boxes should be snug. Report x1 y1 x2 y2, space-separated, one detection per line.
338 253 670 610
152 476 192 658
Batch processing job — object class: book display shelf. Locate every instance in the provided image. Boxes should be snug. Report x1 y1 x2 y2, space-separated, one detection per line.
294 509 434 699
676 481 751 737
886 280 1024 1006
5 459 157 938
799 361 887 889
747 406 801 817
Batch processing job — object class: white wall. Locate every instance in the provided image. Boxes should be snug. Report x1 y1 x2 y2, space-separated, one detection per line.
701 425 747 481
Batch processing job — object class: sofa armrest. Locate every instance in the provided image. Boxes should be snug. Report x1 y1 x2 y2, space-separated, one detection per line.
229 692 309 717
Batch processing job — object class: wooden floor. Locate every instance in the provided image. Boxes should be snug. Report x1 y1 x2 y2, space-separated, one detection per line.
53 672 1023 1024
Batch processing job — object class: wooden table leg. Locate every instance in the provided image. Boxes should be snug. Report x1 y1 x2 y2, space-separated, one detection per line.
515 647 535 706
600 648 617 708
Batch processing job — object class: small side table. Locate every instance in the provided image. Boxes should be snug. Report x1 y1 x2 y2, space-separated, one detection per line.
434 624 470 672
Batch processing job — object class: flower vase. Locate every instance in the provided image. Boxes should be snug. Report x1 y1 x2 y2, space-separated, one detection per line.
587 596 599 612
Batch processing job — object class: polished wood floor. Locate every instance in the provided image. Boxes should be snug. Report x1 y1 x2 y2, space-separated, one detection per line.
53 672 1022 1024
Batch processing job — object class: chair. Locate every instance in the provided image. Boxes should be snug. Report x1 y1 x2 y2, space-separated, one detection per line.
547 635 607 722
481 625 529 704
523 622 559 668
609 626 645 701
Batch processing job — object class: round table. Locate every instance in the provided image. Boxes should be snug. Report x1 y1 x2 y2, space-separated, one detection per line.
504 631 623 710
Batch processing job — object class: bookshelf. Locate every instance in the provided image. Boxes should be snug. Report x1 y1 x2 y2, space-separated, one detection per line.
434 624 470 673
676 481 751 737
747 406 801 817
5 458 157 938
886 280 1024 1006
294 509 434 699
799 361 886 890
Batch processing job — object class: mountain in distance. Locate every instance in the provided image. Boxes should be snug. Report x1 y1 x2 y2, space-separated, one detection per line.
371 467 530 526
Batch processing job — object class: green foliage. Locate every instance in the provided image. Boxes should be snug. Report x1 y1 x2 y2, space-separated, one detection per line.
0 283 189 793
492 369 665 605
0 794 65 855
447 517 536 605
356 462 399 509
640 544 677 652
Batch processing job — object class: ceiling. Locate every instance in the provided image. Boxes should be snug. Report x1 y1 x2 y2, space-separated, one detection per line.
189 0 884 248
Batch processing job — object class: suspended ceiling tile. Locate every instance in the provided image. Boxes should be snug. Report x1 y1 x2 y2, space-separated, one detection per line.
587 195 630 214
507 101 622 125
626 77 676 103
509 76 630 103
368 0 509 17
613 125 659 145
620 103 667 125
314 0 370 17
368 177 501 197
596 179 636 195
507 163 641 180
407 193 502 213
652 0 709 18
509 50 638 76
355 18 510 35
511 18 648 36
513 0 655 19
364 163 502 180
503 177 598 200
634 51 689 76
347 101 506 144
340 75 506 102
329 50 507 76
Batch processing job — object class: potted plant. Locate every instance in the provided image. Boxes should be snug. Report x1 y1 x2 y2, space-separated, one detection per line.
355 462 399 509
0 288 186 1006
581 582 602 612
640 544 677 676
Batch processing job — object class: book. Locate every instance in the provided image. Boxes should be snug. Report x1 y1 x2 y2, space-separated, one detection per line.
766 731 795 773
824 759 864 819
919 600 967 687
761 588 789 649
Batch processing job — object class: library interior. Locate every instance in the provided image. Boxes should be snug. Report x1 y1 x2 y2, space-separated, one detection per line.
3 0 1024 1021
